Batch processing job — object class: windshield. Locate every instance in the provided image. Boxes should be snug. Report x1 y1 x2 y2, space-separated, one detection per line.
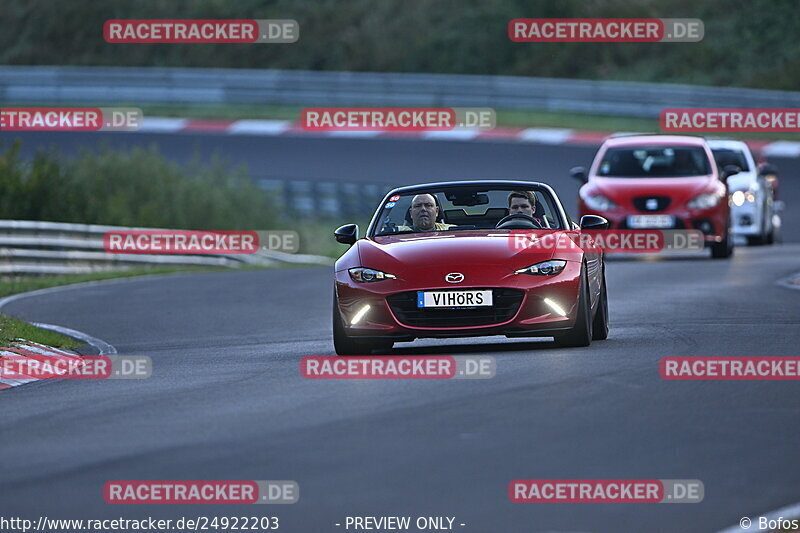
371 187 563 236
711 148 750 172
598 146 712 177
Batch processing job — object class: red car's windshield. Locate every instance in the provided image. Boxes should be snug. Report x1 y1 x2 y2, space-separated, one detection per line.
598 146 712 177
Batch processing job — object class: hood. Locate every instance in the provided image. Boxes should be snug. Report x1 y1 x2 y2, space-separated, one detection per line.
725 172 757 192
358 230 579 278
589 176 716 205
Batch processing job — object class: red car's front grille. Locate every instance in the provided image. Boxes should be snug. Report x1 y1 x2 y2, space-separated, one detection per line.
386 288 524 328
632 195 672 212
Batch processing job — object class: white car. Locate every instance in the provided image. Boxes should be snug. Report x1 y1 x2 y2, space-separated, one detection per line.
707 140 777 245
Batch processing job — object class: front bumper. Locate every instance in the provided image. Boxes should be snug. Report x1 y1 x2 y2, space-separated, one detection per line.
580 206 728 244
334 262 583 340
730 203 762 236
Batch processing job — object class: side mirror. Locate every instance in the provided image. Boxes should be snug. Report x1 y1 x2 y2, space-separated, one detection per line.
579 215 609 230
334 224 358 245
570 166 588 183
722 165 741 180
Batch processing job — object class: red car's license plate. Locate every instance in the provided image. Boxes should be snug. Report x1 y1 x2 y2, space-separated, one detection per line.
417 290 493 308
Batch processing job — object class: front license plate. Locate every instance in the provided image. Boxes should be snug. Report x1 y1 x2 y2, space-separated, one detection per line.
417 290 493 308
627 215 675 229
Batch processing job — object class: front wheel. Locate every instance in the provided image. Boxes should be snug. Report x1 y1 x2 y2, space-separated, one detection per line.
554 267 593 348
711 227 733 259
333 297 393 355
591 267 609 341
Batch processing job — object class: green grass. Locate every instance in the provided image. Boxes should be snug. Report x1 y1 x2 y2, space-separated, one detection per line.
0 314 80 349
291 219 372 260
138 104 302 121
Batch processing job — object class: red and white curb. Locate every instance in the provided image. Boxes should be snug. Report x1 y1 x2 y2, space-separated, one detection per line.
0 284 119 390
0 340 82 390
137 117 800 157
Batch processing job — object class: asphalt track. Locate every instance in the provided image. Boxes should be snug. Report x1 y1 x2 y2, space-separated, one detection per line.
0 131 799 533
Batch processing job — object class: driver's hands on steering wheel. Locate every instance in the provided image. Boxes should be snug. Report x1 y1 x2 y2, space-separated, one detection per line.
495 213 543 229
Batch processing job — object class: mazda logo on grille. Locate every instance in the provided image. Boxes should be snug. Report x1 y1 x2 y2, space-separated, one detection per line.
646 198 658 210
445 272 464 283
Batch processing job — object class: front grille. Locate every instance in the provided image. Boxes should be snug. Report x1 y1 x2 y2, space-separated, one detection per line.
387 288 524 328
632 196 671 212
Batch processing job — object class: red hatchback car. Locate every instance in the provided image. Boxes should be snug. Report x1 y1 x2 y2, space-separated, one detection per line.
572 135 733 258
332 180 609 355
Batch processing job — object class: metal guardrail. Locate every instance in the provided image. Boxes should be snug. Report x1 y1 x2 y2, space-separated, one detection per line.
0 220 332 275
2 66 800 118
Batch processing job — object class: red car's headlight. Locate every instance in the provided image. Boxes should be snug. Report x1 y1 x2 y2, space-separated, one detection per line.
687 193 721 209
582 194 617 211
514 260 567 276
349 267 397 282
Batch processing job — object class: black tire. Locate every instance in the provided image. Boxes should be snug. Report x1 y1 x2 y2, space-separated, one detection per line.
554 266 593 348
333 296 393 355
746 213 770 246
591 267 609 341
711 227 733 259
765 228 775 245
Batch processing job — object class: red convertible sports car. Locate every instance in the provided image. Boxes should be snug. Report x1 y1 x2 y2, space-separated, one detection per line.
332 180 609 355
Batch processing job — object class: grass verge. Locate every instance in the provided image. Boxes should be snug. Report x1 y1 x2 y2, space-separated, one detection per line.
292 219 371 260
0 314 80 349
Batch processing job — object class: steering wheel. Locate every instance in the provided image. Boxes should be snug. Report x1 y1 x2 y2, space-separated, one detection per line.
495 213 543 230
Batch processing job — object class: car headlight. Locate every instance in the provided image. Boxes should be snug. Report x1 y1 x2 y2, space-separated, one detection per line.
687 193 720 209
514 260 567 276
349 267 397 282
730 190 756 207
582 194 617 211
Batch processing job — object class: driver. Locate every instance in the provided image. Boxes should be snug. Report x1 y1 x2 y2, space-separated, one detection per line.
508 191 542 224
399 193 454 232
